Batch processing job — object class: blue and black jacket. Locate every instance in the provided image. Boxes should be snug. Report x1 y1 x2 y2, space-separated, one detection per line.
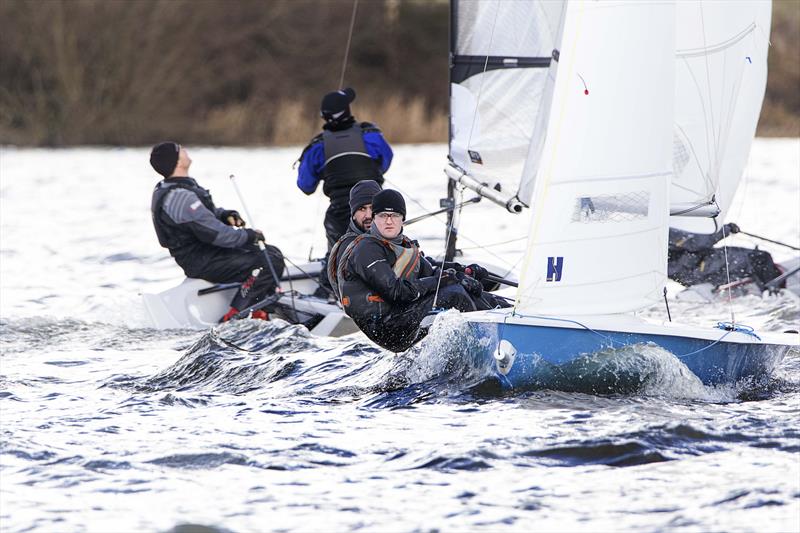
297 121 393 201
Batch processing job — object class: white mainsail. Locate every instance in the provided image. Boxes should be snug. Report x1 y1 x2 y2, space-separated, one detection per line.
515 0 675 315
449 0 565 201
670 0 771 233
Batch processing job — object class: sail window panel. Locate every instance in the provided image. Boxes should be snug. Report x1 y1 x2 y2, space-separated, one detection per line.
671 131 692 182
571 192 650 224
455 0 562 58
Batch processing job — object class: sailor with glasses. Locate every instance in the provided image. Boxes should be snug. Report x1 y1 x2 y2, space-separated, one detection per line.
335 189 501 352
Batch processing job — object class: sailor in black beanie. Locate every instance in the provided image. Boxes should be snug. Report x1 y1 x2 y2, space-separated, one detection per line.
295 87 394 251
326 180 383 300
335 189 509 352
369 189 406 222
149 141 181 178
149 142 286 322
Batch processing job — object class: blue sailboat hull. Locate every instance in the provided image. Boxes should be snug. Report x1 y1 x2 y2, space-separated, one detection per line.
466 314 796 390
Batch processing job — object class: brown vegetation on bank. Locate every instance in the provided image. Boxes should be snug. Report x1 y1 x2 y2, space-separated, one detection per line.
0 0 796 146
760 0 800 136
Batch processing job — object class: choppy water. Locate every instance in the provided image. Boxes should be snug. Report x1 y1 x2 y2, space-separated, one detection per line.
1 143 799 532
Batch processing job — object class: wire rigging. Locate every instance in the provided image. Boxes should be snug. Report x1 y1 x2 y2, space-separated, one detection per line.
339 0 359 89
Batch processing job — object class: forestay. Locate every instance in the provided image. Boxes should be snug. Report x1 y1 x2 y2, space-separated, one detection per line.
670 1 771 233
449 0 564 203
516 0 675 315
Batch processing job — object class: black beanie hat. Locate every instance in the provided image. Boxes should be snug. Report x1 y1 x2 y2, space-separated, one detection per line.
320 88 356 122
349 180 382 215
150 142 180 178
371 189 406 220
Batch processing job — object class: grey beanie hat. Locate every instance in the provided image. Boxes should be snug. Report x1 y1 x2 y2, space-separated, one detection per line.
349 180 382 215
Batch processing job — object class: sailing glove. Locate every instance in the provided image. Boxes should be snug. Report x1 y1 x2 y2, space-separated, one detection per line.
245 228 265 245
438 268 459 286
220 210 245 227
458 273 483 296
464 263 488 280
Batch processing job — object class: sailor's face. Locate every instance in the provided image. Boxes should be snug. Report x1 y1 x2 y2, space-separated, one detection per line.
353 204 373 230
374 211 402 239
177 146 192 169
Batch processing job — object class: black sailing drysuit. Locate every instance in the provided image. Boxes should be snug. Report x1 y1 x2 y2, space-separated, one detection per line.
151 177 285 311
336 226 496 352
668 224 781 288
327 218 367 302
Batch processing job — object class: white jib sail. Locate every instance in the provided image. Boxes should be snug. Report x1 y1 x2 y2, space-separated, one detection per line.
670 0 771 233
516 0 675 316
450 0 565 199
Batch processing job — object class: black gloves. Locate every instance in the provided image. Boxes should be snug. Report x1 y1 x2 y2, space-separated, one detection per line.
245 228 265 244
464 263 488 280
726 223 740 234
439 268 459 286
221 210 245 227
457 271 483 296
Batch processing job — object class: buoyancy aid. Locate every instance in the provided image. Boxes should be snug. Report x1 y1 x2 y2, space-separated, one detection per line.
336 233 422 319
321 124 383 199
151 178 216 254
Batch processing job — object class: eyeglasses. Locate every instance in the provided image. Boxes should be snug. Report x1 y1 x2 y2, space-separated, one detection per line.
375 212 403 221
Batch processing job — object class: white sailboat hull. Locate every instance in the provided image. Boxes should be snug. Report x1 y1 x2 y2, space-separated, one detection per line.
141 262 358 337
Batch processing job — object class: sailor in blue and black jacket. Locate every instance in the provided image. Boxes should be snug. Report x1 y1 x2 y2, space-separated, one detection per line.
149 142 285 322
296 88 393 251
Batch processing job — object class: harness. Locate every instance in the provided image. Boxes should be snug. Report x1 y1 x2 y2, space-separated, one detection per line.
328 232 354 301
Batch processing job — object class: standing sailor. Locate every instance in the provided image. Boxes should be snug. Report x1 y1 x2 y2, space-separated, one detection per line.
337 189 507 352
327 179 382 301
149 142 285 322
296 88 393 250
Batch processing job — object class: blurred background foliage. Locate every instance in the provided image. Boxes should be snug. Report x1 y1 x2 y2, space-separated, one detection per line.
0 0 797 146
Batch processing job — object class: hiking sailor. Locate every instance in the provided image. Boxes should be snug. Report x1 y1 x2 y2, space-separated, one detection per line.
337 189 508 352
327 179 382 301
149 142 286 322
296 87 393 250
668 223 782 289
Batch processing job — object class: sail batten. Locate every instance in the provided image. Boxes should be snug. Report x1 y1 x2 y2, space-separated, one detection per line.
451 55 551 85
